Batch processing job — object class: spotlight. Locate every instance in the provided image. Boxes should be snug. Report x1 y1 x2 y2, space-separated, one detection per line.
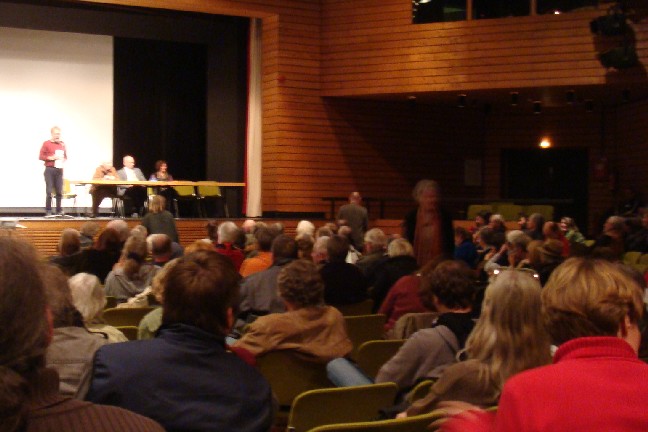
510 92 519 106
458 94 466 108
598 46 638 70
533 101 541 114
566 90 575 105
539 137 552 149
585 100 594 113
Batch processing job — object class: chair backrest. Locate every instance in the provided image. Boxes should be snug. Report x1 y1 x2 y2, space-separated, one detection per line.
115 325 139 341
334 299 374 316
466 204 493 220
344 314 387 359
524 204 554 221
390 312 439 340
197 182 221 197
355 340 406 379
406 379 435 404
288 383 399 432
173 185 197 197
256 350 332 408
493 203 523 222
623 251 642 265
306 409 446 432
102 307 156 327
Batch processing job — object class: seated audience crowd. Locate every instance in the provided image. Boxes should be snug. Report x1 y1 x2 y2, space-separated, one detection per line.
13 195 648 431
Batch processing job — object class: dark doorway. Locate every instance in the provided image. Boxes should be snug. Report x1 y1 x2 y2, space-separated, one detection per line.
501 148 589 232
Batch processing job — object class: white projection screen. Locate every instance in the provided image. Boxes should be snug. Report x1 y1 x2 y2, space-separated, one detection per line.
0 27 113 210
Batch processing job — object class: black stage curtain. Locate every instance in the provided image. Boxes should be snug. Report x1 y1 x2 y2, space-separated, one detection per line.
114 38 207 180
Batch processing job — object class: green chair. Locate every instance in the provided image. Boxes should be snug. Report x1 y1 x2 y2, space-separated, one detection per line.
256 350 332 410
172 185 201 217
305 409 446 432
406 379 435 404
196 182 226 217
494 203 523 222
287 383 399 432
355 340 406 379
102 307 156 327
334 299 374 316
623 251 642 265
525 205 554 221
344 314 387 360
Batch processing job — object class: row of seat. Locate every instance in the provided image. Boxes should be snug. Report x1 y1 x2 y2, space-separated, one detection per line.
622 251 648 273
467 203 554 221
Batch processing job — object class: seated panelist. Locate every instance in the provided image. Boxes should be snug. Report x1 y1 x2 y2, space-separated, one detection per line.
116 155 147 217
90 161 118 218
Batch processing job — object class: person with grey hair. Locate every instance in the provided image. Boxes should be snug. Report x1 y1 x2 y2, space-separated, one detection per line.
356 228 388 284
403 179 454 267
525 212 546 241
371 238 418 312
337 191 369 251
594 215 627 259
296 220 316 238
42 265 109 399
106 219 130 246
215 221 245 270
311 235 330 264
68 273 128 343
49 228 83 276
484 230 532 273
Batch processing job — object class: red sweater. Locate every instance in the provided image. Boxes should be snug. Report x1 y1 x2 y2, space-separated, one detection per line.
442 337 648 432
378 274 430 330
39 140 67 167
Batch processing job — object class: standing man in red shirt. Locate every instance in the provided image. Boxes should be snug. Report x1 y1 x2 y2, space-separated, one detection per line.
39 126 67 216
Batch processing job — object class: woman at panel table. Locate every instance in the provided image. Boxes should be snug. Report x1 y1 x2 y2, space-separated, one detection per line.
149 160 178 210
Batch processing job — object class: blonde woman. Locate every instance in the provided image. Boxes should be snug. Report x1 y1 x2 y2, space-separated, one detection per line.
141 195 179 243
402 268 551 417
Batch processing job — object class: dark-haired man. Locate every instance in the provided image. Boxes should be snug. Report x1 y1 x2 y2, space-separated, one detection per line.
87 251 274 432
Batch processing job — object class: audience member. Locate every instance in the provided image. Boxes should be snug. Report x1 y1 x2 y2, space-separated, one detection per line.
378 260 436 334
559 216 585 246
0 237 163 432
316 225 335 238
484 230 531 273
49 228 83 276
137 259 180 340
625 209 648 253
403 180 454 267
68 272 128 343
141 195 179 243
104 235 158 303
87 250 274 431
470 210 491 238
106 219 130 246
338 225 362 264
148 233 174 267
356 227 388 284
454 226 478 268
79 221 100 249
543 221 570 257
443 258 648 431
296 219 316 238
375 260 476 392
525 213 545 241
402 268 550 418
296 233 315 260
236 234 298 325
534 239 565 286
311 235 330 264
371 238 418 312
337 191 369 251
320 235 369 305
214 221 245 271
77 228 122 283
41 265 109 399
233 259 352 362
242 219 258 257
240 226 275 277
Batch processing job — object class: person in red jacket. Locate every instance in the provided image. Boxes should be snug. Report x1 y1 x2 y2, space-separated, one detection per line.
38 126 67 216
442 257 648 432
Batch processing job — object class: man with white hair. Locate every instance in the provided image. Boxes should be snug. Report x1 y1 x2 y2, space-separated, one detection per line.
356 228 388 285
116 155 146 217
296 220 316 238
215 221 245 271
